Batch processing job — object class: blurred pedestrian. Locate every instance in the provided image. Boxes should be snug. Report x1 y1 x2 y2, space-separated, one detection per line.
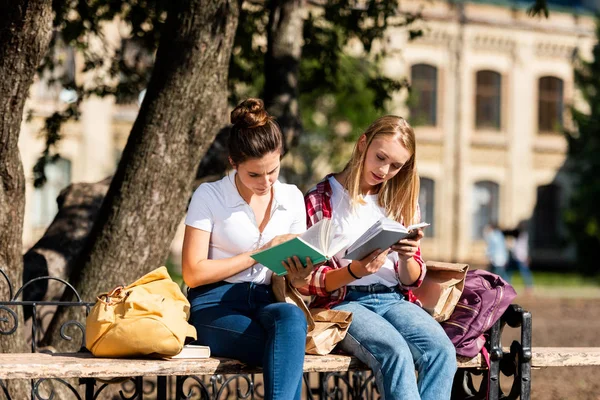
505 220 534 294
484 221 510 282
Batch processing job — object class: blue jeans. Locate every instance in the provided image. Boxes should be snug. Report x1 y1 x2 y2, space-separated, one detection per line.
188 281 307 400
507 258 534 288
332 285 456 400
490 263 510 283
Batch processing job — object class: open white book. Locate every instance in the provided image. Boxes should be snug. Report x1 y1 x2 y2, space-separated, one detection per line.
170 344 211 359
344 219 429 261
251 219 348 276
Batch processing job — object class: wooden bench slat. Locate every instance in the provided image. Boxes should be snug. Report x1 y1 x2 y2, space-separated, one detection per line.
0 352 484 380
531 347 600 368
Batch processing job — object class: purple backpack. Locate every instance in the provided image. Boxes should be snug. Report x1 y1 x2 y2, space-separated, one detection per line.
441 270 517 358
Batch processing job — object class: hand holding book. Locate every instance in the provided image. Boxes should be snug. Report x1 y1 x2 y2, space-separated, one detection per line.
251 219 347 276
344 219 429 261
390 228 425 262
251 218 428 277
348 248 391 279
259 233 300 251
281 255 320 288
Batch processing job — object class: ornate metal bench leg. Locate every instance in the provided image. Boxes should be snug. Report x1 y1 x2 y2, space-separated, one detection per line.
519 309 532 400
500 304 533 400
489 317 503 400
80 377 95 400
134 376 144 399
156 376 167 400
0 378 12 400
303 373 314 400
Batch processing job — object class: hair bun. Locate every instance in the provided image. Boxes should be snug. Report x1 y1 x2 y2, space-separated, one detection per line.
231 98 271 129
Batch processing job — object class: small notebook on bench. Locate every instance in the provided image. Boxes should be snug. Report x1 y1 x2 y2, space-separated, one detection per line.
170 344 210 359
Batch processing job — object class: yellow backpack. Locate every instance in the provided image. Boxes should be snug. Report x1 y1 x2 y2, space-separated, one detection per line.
86 267 197 358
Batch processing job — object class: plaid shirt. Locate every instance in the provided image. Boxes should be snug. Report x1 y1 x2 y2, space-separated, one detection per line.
302 175 427 309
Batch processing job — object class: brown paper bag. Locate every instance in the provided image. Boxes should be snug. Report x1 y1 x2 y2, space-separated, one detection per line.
305 308 353 355
271 275 352 355
412 261 468 322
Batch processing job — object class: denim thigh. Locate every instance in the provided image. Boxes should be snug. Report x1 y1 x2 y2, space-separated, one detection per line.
187 282 274 366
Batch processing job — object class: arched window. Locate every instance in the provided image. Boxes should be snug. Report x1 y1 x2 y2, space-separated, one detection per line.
32 157 72 228
538 76 564 133
409 64 438 126
418 177 435 236
532 184 561 248
472 181 500 239
475 70 502 130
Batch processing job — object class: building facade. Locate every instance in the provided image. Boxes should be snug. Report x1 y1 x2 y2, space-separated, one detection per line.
19 0 597 268
387 0 596 266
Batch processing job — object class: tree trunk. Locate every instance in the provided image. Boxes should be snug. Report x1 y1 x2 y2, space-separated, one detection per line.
42 0 239 350
264 0 305 153
0 0 53 397
22 179 110 313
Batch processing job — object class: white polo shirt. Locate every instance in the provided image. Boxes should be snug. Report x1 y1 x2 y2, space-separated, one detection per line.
185 171 307 285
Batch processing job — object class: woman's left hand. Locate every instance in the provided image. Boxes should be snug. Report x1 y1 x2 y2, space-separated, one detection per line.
282 256 318 288
391 229 424 262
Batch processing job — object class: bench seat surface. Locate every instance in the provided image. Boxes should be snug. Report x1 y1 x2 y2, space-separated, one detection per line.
0 352 484 380
4 348 598 380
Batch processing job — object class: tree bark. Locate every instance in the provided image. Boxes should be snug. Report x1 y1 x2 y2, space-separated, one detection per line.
264 0 305 153
22 179 110 312
0 0 53 397
42 0 239 350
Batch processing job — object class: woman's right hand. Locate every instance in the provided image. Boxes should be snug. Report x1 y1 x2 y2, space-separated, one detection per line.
350 248 390 277
258 234 298 251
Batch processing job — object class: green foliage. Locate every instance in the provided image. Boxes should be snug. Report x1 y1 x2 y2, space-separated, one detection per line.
228 0 420 103
34 0 167 186
300 54 404 143
564 18 600 276
283 54 406 189
35 0 418 185
219 0 419 187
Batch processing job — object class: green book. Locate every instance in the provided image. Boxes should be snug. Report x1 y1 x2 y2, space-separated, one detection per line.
251 219 347 276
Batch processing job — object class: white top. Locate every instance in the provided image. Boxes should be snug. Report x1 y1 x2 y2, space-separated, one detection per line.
328 176 399 287
185 171 307 285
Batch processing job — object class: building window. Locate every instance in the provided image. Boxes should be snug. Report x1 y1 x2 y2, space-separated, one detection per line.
418 177 435 236
409 64 438 126
475 70 502 130
538 76 564 133
472 181 500 240
532 184 561 248
32 158 72 228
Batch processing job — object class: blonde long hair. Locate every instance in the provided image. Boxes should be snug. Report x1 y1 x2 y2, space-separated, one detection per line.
343 115 420 225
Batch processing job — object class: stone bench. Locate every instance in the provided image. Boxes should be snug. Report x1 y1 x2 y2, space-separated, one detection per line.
1 347 599 400
0 352 485 381
0 266 534 399
0 351 484 400
3 347 598 382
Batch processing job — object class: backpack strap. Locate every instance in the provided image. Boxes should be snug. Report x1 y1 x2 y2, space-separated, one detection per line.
481 344 491 400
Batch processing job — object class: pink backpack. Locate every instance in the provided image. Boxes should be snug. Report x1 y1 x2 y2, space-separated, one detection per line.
442 270 517 358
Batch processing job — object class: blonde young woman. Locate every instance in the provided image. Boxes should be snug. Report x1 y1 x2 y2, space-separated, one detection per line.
300 116 456 400
182 99 316 400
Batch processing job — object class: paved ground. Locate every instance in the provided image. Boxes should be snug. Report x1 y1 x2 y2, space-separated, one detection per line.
500 294 600 400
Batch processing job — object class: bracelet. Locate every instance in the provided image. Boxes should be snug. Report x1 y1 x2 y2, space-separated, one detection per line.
347 263 361 280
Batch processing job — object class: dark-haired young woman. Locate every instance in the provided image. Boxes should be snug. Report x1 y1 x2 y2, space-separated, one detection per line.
182 98 312 400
